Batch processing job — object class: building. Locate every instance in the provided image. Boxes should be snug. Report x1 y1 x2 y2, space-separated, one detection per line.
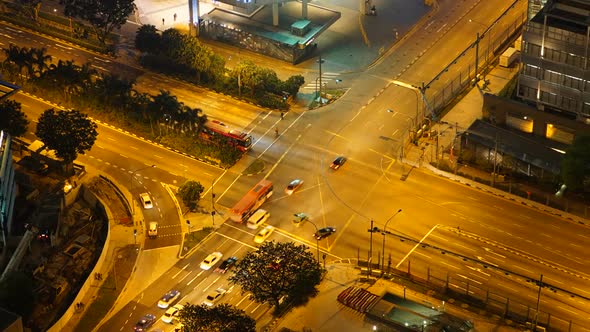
518 0 590 126
0 131 17 250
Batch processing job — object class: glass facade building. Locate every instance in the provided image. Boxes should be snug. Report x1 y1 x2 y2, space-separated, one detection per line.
517 0 590 124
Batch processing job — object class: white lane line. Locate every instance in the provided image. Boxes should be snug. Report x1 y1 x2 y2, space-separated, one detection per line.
512 265 535 275
55 43 73 50
441 261 460 269
202 276 221 292
251 303 263 313
557 306 580 315
172 263 190 279
456 274 482 284
236 294 250 306
153 154 164 159
187 271 203 286
573 287 590 296
540 233 552 238
415 251 432 259
192 278 207 291
396 224 439 268
453 242 476 252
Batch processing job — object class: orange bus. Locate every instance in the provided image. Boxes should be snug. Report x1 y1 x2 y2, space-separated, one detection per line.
229 179 274 222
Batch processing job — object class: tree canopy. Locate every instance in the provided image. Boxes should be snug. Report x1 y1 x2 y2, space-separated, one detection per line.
0 99 29 137
0 271 36 320
178 303 255 332
229 241 322 310
135 24 161 54
178 180 205 210
61 0 136 44
35 109 98 163
561 135 590 192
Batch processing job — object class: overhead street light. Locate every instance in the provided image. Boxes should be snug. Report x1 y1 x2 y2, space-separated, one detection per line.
306 219 321 265
381 209 402 272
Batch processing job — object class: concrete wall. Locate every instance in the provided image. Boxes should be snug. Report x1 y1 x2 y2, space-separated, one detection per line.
47 186 113 332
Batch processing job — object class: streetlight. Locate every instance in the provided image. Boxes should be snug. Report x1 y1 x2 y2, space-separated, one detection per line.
317 56 325 105
306 219 321 265
381 209 402 272
469 19 491 85
130 164 156 217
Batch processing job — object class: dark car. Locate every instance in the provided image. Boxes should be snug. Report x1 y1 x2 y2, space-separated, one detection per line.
330 156 347 170
285 179 304 195
134 313 156 331
215 256 238 273
314 227 336 240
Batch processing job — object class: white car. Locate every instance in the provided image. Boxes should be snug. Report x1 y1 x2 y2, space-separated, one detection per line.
139 193 153 209
200 252 223 270
246 209 270 230
254 225 275 244
161 304 184 324
203 288 226 306
285 179 304 195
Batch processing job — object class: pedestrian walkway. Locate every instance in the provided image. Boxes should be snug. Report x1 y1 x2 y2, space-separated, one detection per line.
268 262 521 332
401 64 590 225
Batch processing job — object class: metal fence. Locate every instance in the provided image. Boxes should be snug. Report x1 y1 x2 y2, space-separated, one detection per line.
357 253 588 332
423 1 528 119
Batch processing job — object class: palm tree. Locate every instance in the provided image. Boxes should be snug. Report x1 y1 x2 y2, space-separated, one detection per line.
40 60 95 103
30 47 52 78
149 90 182 136
2 44 32 84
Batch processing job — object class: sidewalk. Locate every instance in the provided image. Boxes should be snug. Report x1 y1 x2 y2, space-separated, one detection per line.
402 64 590 225
267 262 521 332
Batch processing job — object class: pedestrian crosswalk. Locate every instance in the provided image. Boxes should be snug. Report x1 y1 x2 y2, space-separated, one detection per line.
302 72 341 90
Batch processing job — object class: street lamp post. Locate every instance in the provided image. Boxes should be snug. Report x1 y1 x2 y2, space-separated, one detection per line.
381 209 402 271
130 164 156 217
469 19 491 85
317 56 325 105
307 220 321 264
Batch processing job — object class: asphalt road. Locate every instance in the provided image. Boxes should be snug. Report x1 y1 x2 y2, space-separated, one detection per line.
5 0 589 329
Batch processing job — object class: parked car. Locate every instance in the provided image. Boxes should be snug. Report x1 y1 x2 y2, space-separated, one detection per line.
200 252 223 270
139 193 153 209
330 156 347 170
254 225 275 244
157 290 180 309
161 304 184 324
215 257 238 273
203 288 226 306
134 313 156 331
314 227 336 240
285 179 304 195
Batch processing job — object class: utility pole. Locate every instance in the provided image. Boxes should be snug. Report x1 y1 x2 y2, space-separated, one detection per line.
317 56 325 105
533 274 543 330
474 32 480 86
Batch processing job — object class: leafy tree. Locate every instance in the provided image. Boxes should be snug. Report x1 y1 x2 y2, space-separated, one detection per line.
282 75 305 98
178 303 255 332
61 0 136 44
561 135 590 192
135 24 160 54
0 100 29 137
229 241 322 310
178 180 204 210
17 0 42 21
0 271 36 320
161 29 186 60
35 109 98 164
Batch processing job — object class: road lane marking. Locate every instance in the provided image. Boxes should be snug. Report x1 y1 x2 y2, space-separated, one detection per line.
188 271 203 286
192 278 207 290
55 43 73 50
511 265 535 275
415 252 431 259
214 231 258 250
177 271 193 283
557 306 580 315
441 261 460 269
396 224 439 268
236 294 250 306
172 263 190 279
251 303 263 313
573 287 590 295
202 276 221 292
456 274 482 284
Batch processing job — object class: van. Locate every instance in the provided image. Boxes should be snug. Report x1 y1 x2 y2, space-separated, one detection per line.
247 209 270 229
148 222 158 238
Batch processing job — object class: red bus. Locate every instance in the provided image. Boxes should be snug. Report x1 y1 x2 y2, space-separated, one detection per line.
201 119 253 152
229 179 274 222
